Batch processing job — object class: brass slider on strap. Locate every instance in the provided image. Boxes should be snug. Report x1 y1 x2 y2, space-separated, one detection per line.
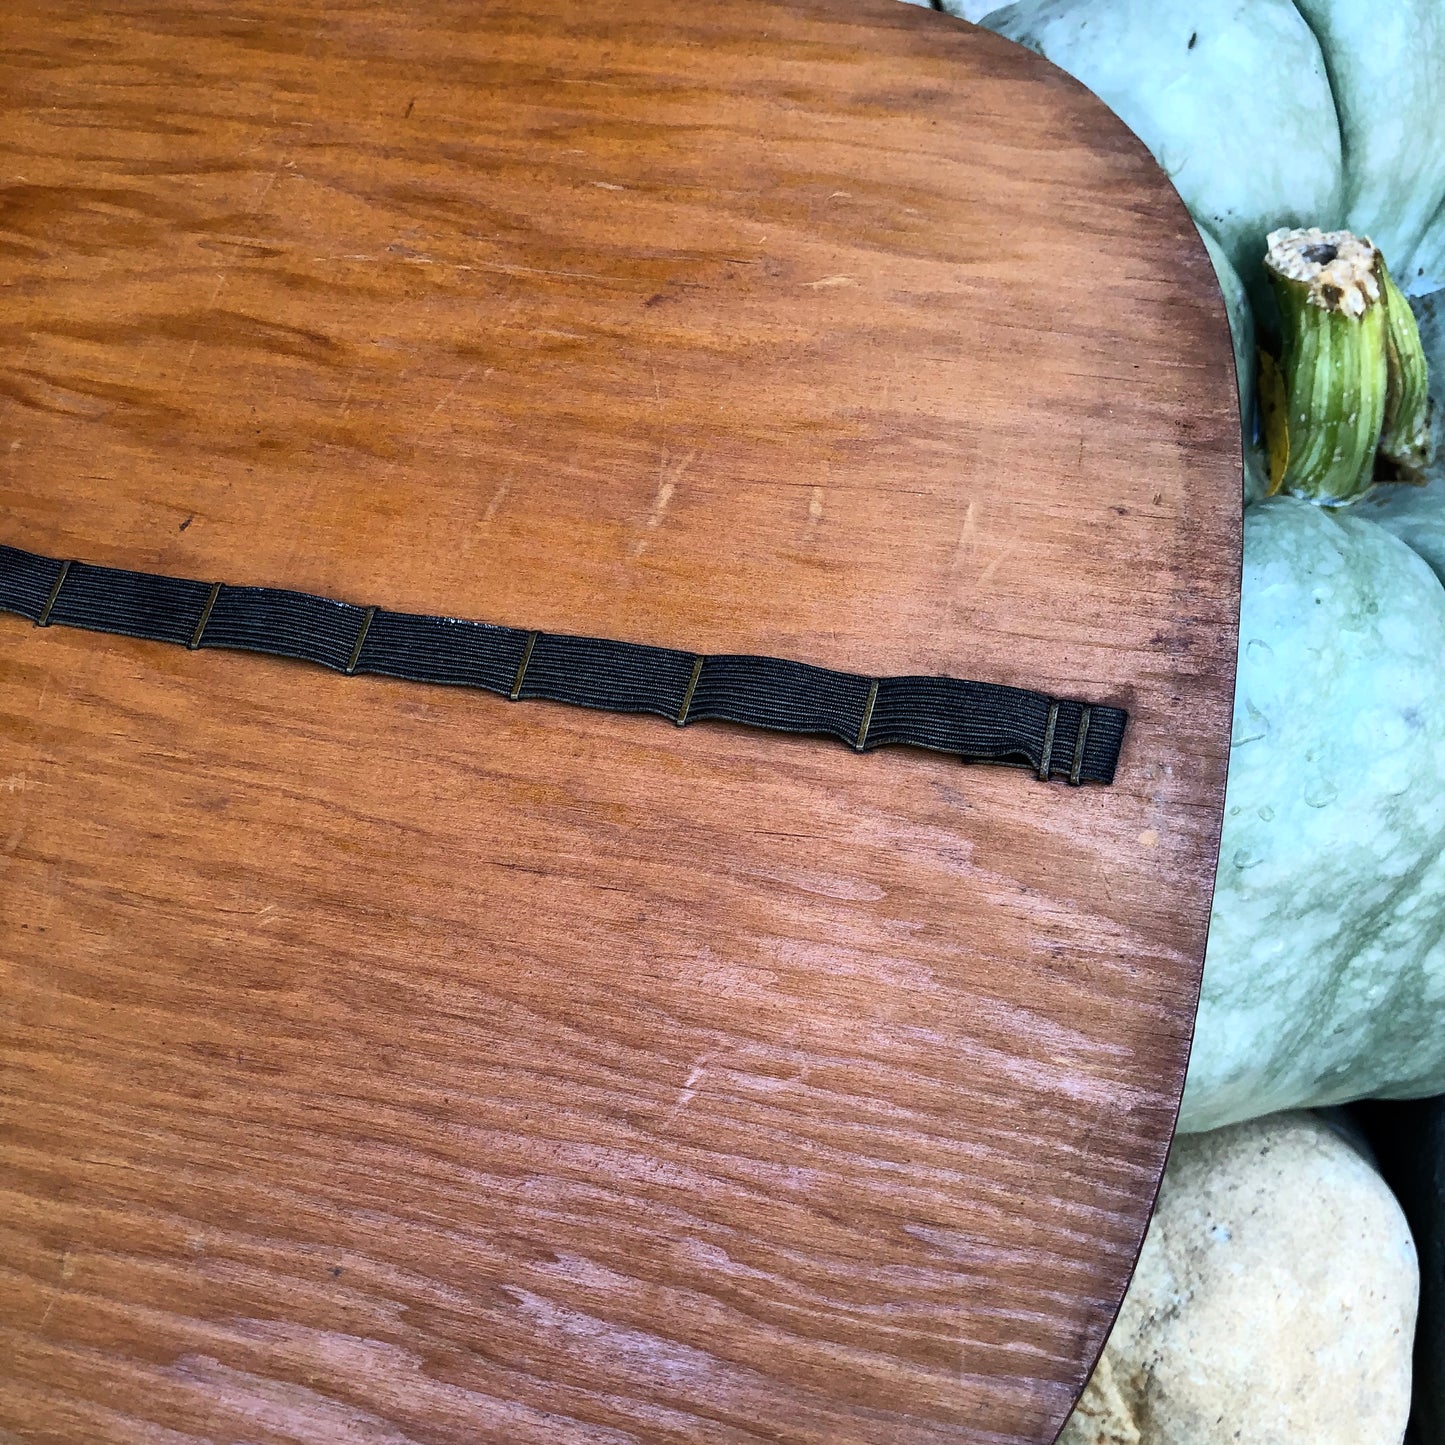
1037 700 1060 781
676 655 704 726
346 606 377 675
36 560 71 627
510 630 539 700
855 679 879 752
189 582 221 649
1069 705 1092 787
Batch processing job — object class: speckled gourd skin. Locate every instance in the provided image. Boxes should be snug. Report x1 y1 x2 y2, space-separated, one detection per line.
977 0 1445 297
1363 292 1445 576
1366 475 1445 584
1290 0 1445 296
1178 291 1445 1130
979 0 1343 306
1179 498 1445 1130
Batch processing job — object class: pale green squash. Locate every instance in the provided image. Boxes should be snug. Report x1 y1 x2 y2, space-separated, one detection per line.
1186 480 1445 1129
1289 0 1445 296
1184 286 1444 1126
923 0 1445 1128
964 0 1445 296
1197 227 1267 504
1173 293 1445 1132
980 0 1344 305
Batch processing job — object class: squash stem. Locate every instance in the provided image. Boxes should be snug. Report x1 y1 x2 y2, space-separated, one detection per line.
1263 228 1387 506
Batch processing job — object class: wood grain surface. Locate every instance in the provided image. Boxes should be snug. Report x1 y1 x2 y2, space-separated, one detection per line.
0 2 1242 1441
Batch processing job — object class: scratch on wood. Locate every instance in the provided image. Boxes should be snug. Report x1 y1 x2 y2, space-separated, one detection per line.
951 499 978 572
648 480 675 528
979 537 1019 585
632 450 695 555
662 1054 713 1127
428 366 477 418
482 483 509 523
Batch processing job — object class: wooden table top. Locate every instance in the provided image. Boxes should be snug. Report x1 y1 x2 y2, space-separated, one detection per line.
0 1 1241 1441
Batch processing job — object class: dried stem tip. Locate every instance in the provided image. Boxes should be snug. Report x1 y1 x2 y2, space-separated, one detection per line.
1261 227 1433 496
1265 227 1380 319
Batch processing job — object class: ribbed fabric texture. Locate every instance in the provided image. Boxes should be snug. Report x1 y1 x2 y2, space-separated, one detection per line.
0 543 1126 784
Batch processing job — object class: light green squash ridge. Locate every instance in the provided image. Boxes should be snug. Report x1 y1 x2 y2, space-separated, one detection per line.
1291 0 1445 295
1198 225 1267 504
1180 496 1445 1130
1365 475 1445 584
979 0 1344 306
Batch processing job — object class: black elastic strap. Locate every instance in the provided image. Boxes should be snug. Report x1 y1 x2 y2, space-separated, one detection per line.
0 543 1126 784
